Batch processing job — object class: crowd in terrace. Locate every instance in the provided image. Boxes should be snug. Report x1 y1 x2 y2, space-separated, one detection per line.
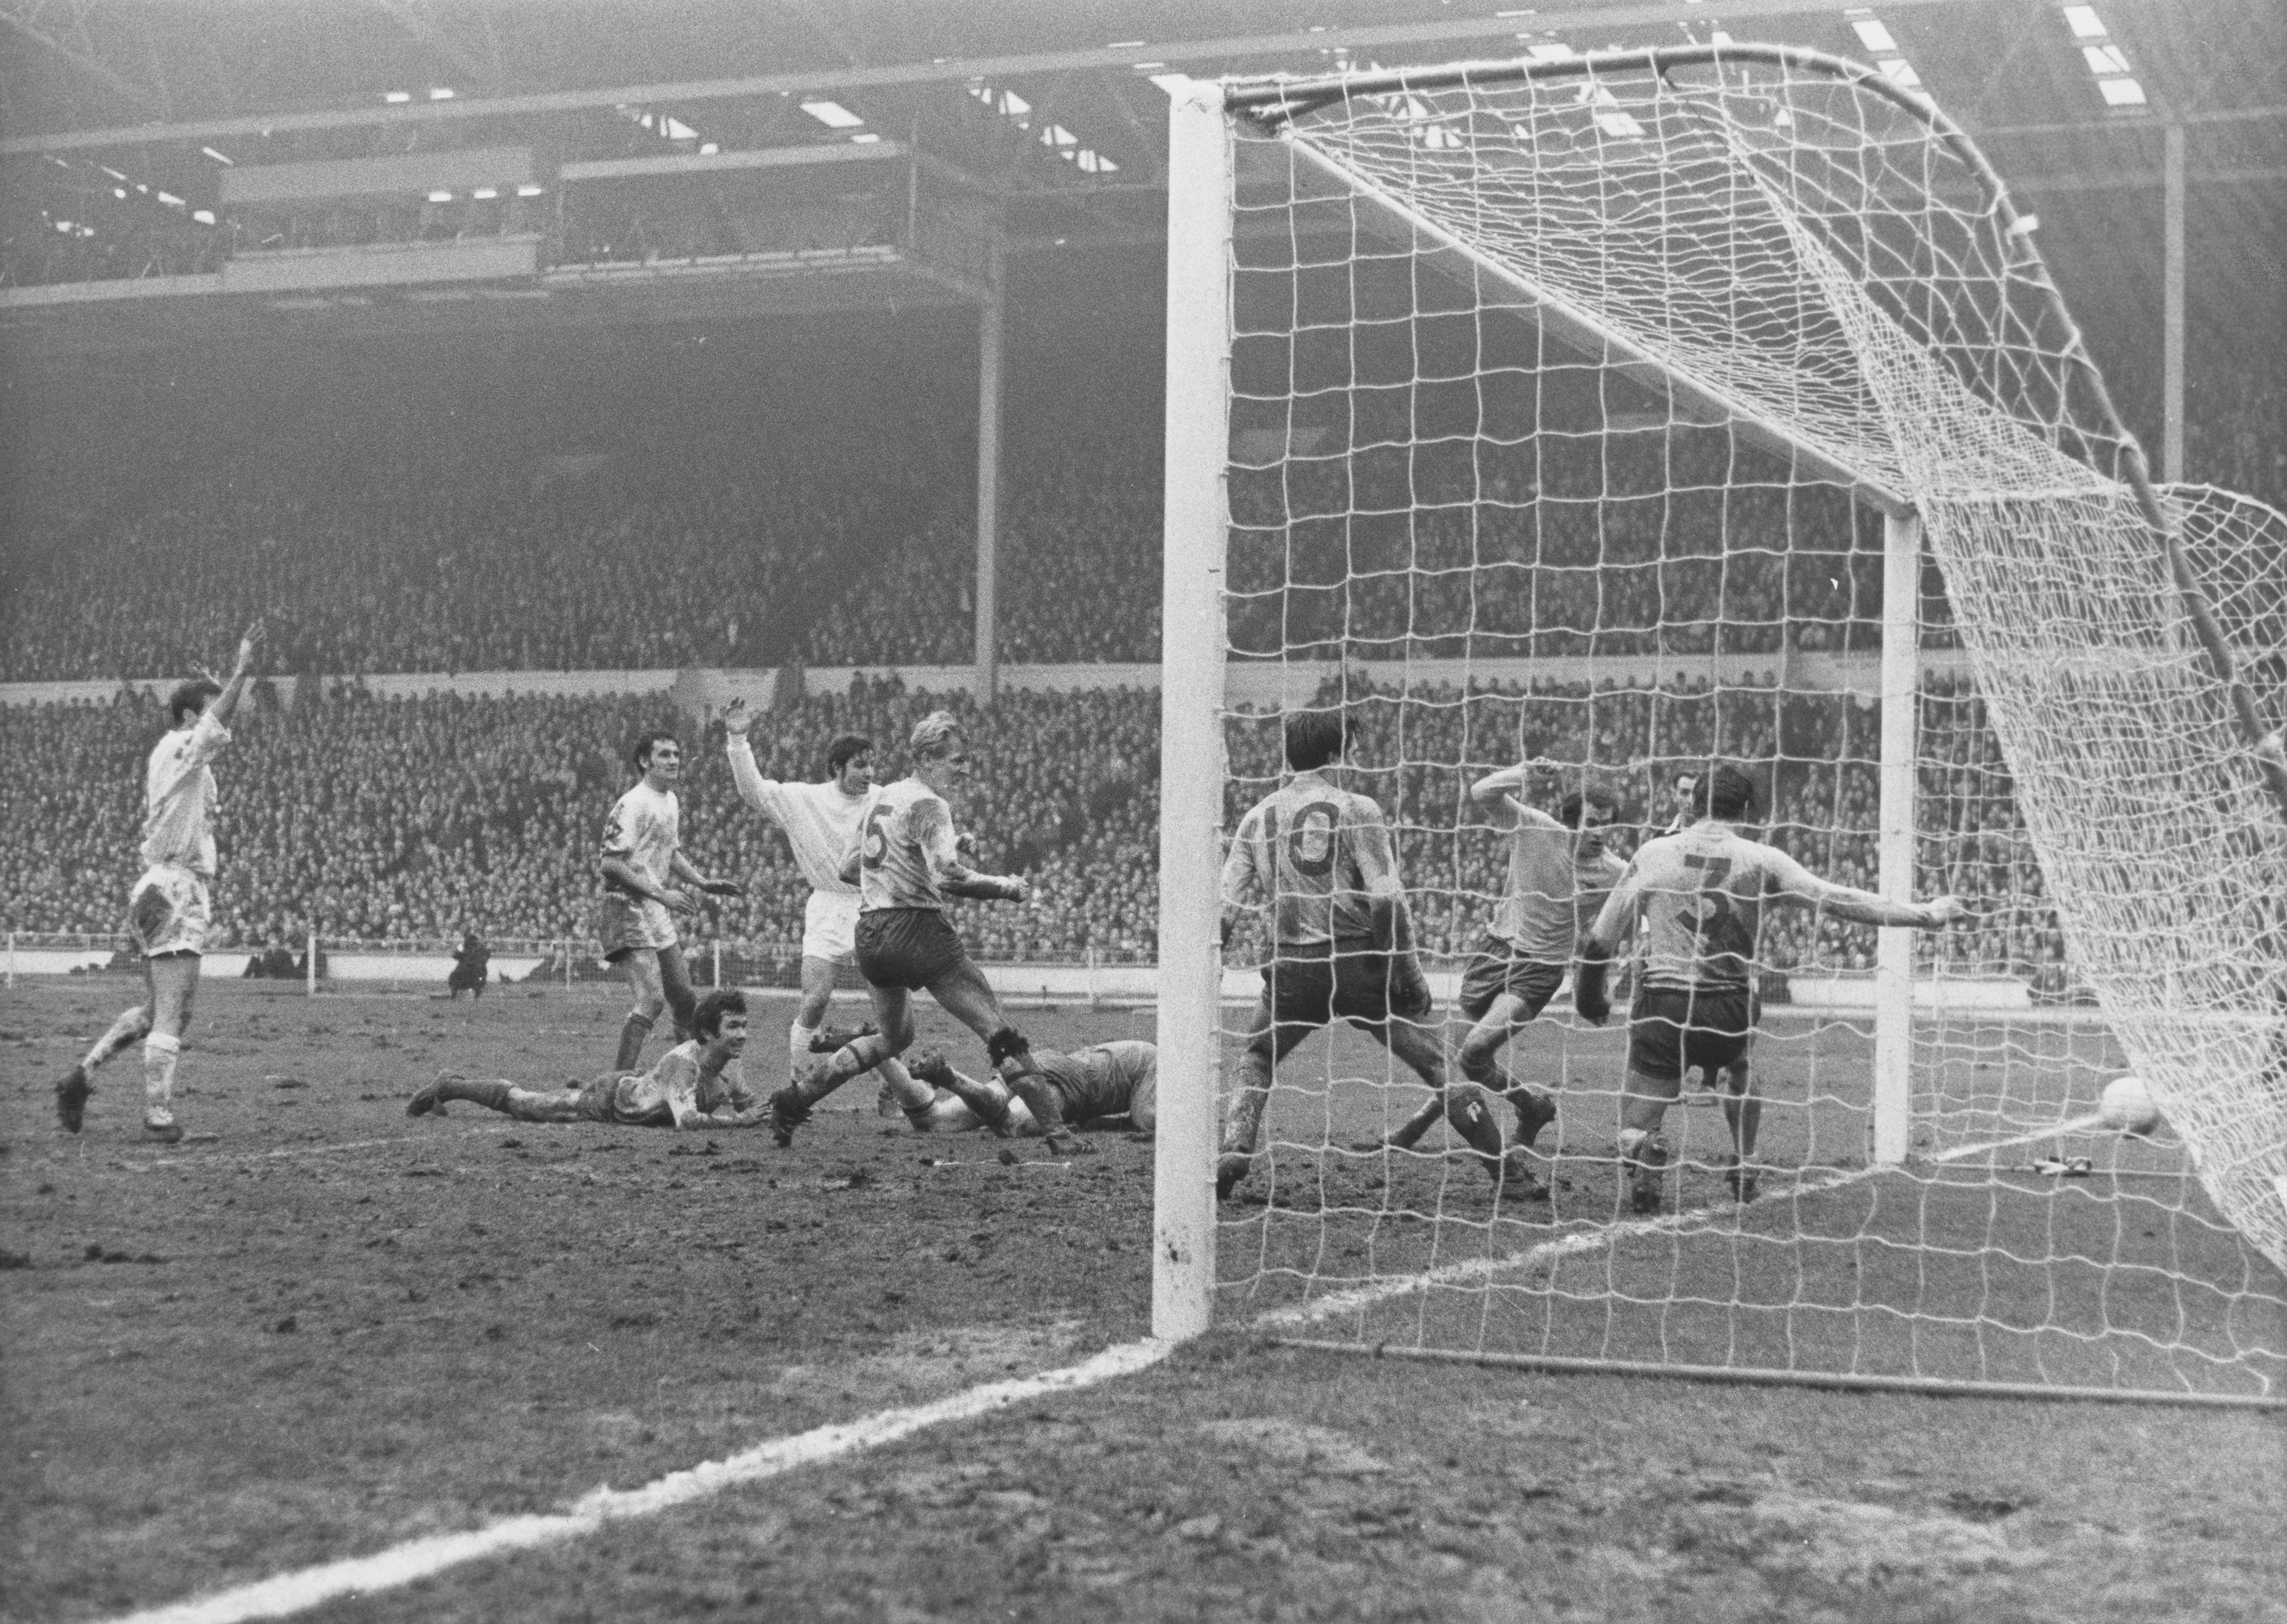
0 673 2067 990
11 384 2282 681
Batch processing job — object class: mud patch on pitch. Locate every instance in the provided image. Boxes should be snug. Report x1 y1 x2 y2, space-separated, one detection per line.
1675 1490 2030 1585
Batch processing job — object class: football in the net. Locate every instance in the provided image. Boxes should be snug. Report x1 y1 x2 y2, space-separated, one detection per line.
2099 1075 2162 1134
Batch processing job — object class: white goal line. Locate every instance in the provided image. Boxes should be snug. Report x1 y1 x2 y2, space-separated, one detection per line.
103 1339 1174 1624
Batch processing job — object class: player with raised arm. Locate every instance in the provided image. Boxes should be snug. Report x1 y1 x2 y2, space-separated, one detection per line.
766 709 1033 1146
1218 709 1508 1202
1575 763 1965 1211
1363 778 1624 1188
721 699 934 1120
407 989 766 1130
906 1040 1158 1157
55 623 263 1143
596 731 738 1075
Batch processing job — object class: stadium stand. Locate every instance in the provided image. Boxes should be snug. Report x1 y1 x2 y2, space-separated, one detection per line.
0 675 2062 985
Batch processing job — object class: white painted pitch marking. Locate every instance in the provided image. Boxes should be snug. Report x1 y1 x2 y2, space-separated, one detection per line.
103 1338 1173 1624
1259 1115 2104 1330
115 1123 518 1171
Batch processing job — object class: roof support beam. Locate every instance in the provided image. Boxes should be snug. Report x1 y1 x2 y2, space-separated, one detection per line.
0 0 1984 155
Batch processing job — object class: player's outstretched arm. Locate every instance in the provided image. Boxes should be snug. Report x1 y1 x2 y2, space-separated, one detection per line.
918 805 1028 902
207 621 263 728
720 699 790 819
1768 850 1966 929
1467 763 1562 828
1000 1065 1091 1156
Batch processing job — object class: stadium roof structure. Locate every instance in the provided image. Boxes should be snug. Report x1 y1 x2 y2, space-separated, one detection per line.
1 0 2280 367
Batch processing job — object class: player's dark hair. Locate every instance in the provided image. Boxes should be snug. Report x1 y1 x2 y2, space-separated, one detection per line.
1559 788 1618 828
166 678 222 728
826 733 873 777
1285 709 1348 773
632 731 679 771
1694 764 1758 821
986 1026 1032 1067
692 987 747 1040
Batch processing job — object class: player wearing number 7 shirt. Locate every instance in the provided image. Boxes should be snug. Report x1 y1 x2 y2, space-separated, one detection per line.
1216 709 1508 1202
1575 763 1965 1212
767 709 1034 1147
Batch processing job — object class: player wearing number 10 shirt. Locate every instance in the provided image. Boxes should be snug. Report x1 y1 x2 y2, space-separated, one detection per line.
766 710 1034 1147
1576 764 1964 1212
1216 709 1507 1202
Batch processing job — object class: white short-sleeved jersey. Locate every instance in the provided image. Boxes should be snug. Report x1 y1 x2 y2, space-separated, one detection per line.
1221 772 1397 948
1591 823 1833 993
854 777 961 913
1488 807 1628 963
609 1041 754 1129
725 738 868 896
600 781 681 898
141 711 231 875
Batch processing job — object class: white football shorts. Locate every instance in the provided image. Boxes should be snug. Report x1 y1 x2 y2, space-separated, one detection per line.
802 889 861 964
128 864 210 958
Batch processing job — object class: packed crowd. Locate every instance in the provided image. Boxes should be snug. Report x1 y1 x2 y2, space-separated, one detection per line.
0 673 2068 987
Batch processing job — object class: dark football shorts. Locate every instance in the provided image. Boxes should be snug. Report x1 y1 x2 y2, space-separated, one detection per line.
1264 937 1432 1031
1456 935 1567 1023
855 907 969 991
1627 985 1756 1085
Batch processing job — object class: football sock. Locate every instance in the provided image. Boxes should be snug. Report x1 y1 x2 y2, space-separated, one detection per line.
614 1012 655 1072
142 1032 181 1119
875 1054 934 1113
789 1021 821 1069
85 1005 151 1074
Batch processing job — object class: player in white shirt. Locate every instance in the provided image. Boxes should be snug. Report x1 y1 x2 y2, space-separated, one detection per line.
407 990 765 1130
1218 709 1507 1201
1362 778 1625 1190
720 699 932 1120
56 624 262 1143
768 710 1034 1146
596 731 738 1075
1577 763 1964 1211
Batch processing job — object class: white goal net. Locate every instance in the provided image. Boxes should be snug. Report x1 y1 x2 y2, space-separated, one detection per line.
1155 48 2287 1404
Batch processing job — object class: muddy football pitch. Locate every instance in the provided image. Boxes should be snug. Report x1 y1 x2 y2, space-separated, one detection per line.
3 977 2281 1623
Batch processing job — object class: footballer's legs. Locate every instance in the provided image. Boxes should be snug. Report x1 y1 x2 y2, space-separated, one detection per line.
1617 1068 1682 1214
773 984 914 1144
612 949 669 1071
56 993 153 1133
1376 1014 1508 1181
137 953 202 1143
655 944 697 1044
1217 999 1315 1199
789 953 840 1080
1459 994 1558 1151
1717 1059 1762 1202
925 958 1024 1058
409 1071 609 1123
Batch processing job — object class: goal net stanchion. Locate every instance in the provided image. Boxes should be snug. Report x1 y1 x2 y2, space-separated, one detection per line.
1155 48 2287 1403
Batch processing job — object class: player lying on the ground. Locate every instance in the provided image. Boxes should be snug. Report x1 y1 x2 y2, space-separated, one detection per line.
897 1039 1158 1156
405 988 767 1129
57 622 263 1144
767 710 1034 1147
1361 778 1625 1188
1217 708 1506 1202
722 698 926 1117
595 729 741 1076
1576 763 1965 1212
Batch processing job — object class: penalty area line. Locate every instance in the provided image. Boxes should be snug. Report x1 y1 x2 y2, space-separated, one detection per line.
103 1338 1173 1624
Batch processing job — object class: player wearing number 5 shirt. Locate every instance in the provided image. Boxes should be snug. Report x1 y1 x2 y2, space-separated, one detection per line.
1577 763 1964 1212
1215 709 1507 1202
766 709 1035 1148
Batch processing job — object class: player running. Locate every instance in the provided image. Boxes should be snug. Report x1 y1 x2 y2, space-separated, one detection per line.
55 623 262 1143
767 709 1034 1146
596 730 738 1075
1363 778 1624 1187
407 988 765 1129
1575 763 1965 1211
1217 709 1507 1202
905 1039 1158 1157
721 699 932 1117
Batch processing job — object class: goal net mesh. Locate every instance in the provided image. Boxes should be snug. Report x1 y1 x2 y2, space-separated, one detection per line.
1205 49 2287 1399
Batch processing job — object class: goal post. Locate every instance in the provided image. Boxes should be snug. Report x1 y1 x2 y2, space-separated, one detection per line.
1154 46 2287 1401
